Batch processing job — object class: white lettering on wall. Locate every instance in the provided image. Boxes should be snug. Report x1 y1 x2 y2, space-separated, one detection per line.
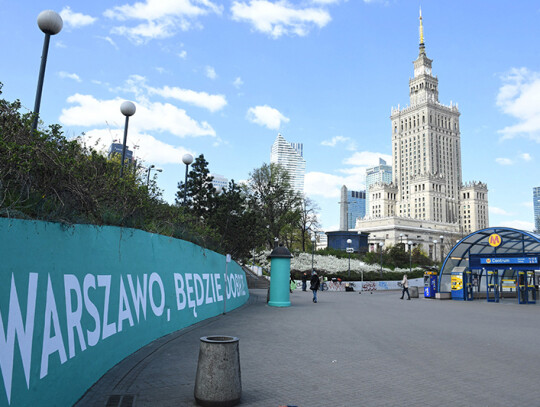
174 273 186 311
40 275 67 379
83 274 100 347
64 275 87 359
0 273 38 404
117 276 134 332
97 275 116 340
127 274 147 322
148 273 164 317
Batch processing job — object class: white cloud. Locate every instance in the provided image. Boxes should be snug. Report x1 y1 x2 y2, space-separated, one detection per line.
495 157 513 165
321 136 349 147
179 50 187 59
148 85 227 112
496 67 540 142
77 128 192 165
233 77 244 88
58 71 82 82
304 171 365 199
246 105 289 129
497 220 535 231
60 93 216 138
98 36 119 49
343 151 392 168
489 206 512 216
104 0 222 43
205 66 217 79
231 0 331 38
522 201 534 208
521 153 532 161
120 75 227 112
55 40 67 48
60 7 97 28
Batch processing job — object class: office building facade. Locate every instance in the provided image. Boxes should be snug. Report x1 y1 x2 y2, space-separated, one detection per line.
534 187 540 232
270 133 306 194
355 10 489 257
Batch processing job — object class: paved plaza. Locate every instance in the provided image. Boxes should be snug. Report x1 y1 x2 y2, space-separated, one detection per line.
76 288 540 407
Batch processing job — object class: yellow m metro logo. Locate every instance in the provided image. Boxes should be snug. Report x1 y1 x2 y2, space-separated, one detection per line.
488 234 502 247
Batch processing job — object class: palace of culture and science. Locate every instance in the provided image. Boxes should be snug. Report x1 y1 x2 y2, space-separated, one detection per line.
354 10 489 257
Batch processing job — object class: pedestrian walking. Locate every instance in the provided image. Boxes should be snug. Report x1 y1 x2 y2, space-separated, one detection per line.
400 274 411 300
310 271 320 303
301 272 308 291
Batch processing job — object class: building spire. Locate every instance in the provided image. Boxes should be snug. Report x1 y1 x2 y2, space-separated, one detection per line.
419 7 425 55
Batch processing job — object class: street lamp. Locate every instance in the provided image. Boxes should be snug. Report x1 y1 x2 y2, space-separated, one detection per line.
119 101 136 177
379 242 384 278
408 241 415 275
146 165 162 186
181 153 194 206
32 10 63 134
440 235 444 264
311 235 316 273
347 238 352 277
399 233 403 244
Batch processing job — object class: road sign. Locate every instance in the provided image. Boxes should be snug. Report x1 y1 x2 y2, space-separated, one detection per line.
346 248 354 253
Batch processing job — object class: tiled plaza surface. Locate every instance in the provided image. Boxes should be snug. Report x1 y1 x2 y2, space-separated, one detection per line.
76 288 540 407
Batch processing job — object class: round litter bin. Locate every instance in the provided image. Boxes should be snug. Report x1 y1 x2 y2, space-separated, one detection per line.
194 336 241 407
410 286 419 298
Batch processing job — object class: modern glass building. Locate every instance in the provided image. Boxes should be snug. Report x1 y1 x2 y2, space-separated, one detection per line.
347 190 366 229
270 133 306 194
534 187 540 232
365 158 392 216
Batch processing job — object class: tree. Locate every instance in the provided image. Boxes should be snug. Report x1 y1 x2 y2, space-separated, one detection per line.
175 154 216 219
298 196 320 251
209 180 264 258
247 163 302 249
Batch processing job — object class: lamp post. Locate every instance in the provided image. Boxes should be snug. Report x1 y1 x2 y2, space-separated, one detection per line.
399 233 403 245
32 10 63 134
379 241 384 278
408 241 414 275
119 101 136 177
146 165 162 186
181 153 194 206
440 235 444 264
311 235 316 273
347 238 352 277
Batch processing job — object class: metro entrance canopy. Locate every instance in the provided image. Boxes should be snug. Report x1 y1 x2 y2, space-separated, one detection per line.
439 227 540 292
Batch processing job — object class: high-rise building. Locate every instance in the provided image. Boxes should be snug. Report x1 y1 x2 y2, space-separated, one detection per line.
365 158 393 217
210 174 228 190
340 185 366 230
108 142 133 163
534 187 540 232
354 9 489 257
270 133 306 194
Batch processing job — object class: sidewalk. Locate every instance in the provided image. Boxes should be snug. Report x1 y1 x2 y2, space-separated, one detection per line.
76 288 540 407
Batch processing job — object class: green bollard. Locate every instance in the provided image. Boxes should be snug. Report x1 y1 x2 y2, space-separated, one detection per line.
268 243 293 307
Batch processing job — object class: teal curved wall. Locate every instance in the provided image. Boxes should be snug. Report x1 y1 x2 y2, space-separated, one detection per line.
0 218 249 406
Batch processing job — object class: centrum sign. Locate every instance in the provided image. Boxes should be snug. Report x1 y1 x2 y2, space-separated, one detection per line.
480 257 538 265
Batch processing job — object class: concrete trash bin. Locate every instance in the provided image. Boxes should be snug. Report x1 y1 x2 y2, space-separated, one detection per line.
194 336 241 407
410 286 419 298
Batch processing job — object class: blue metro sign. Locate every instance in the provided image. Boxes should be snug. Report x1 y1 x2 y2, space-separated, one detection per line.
480 257 538 265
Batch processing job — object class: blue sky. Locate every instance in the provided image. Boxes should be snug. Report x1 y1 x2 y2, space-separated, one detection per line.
1 1 539 232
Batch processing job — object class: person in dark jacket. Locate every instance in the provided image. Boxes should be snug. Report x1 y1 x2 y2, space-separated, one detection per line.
301 272 308 291
310 271 321 303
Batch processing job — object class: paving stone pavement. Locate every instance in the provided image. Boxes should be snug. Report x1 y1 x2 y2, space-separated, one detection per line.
75 288 540 407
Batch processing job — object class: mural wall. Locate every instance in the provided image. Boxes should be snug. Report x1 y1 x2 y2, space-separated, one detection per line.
0 218 249 406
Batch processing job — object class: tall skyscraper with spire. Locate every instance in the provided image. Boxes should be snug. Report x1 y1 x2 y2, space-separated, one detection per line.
355 9 489 256
270 133 306 194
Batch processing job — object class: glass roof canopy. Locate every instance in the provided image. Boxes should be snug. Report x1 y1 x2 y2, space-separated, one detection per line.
439 227 540 292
